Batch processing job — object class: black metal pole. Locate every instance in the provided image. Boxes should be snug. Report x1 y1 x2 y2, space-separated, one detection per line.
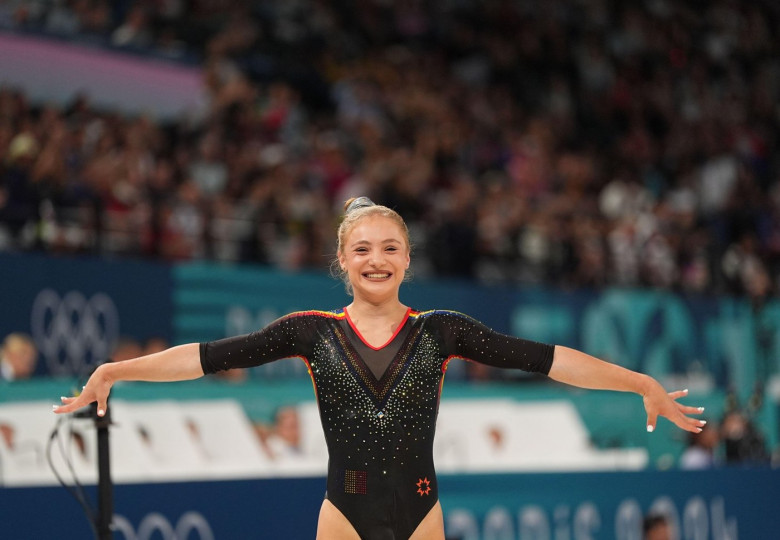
95 406 113 540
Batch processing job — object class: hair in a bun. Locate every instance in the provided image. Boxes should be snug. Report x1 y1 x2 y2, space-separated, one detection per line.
344 196 376 214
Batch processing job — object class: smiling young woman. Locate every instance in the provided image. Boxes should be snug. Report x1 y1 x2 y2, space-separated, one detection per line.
55 196 706 540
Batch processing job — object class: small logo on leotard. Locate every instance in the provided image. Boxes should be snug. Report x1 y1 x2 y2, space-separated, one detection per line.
416 477 431 496
343 469 367 494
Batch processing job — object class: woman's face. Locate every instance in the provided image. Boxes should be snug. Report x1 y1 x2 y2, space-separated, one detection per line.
338 215 410 302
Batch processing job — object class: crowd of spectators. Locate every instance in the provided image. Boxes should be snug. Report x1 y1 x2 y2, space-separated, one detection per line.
679 404 773 469
1 0 779 300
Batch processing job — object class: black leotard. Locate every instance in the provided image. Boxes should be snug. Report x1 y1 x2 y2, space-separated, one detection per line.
200 308 555 539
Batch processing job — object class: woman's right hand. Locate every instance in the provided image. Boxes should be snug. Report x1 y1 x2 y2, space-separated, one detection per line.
53 363 114 417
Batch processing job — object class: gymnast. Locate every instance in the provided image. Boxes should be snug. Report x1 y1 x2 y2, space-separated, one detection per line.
55 197 705 540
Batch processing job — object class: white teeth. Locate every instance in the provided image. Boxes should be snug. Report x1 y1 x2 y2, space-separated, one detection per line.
365 273 390 279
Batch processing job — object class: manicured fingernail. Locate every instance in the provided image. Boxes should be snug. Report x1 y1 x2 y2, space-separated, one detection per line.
647 425 654 433
698 407 705 412
700 420 707 425
52 405 58 411
98 409 105 417
683 388 689 393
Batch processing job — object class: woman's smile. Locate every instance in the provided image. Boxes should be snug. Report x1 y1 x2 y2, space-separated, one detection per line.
363 272 392 280
338 215 410 301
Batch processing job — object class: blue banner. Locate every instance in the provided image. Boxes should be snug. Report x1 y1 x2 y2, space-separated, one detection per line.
2 468 777 539
173 263 780 400
438 468 775 540
2 252 776 411
0 253 173 377
509 288 780 402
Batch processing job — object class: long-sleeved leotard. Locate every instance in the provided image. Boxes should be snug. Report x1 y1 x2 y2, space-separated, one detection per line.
200 308 555 540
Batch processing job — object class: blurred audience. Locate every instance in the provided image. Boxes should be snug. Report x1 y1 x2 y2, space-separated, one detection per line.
643 513 672 540
677 397 773 469
721 409 770 466
255 405 303 461
0 0 778 300
0 332 38 380
110 336 144 362
213 367 248 383
679 420 719 470
142 336 169 356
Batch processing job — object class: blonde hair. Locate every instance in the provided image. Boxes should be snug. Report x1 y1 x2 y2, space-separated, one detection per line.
332 197 412 295
2 333 35 354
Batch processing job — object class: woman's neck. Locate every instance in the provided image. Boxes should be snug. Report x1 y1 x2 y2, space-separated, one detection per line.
345 299 409 349
346 298 408 324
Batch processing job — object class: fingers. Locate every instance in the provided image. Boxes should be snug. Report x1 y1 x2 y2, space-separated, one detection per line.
52 392 105 416
53 369 113 416
96 397 107 417
654 406 707 433
667 388 689 400
646 388 707 434
646 393 706 434
646 411 658 433
53 394 86 414
677 403 705 415
674 415 707 433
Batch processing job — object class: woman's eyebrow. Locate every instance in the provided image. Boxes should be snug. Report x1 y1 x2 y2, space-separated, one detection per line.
350 238 402 246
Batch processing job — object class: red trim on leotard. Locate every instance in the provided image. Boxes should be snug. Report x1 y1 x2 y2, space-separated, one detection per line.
286 309 346 320
343 306 412 350
300 356 319 400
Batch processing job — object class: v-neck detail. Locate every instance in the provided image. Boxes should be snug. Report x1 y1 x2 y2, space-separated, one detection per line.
344 306 412 350
334 311 421 407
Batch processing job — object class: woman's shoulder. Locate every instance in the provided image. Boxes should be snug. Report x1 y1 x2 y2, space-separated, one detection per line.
276 309 347 324
259 309 347 338
409 309 479 324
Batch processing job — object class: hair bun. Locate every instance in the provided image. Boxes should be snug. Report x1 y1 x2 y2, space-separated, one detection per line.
344 196 375 214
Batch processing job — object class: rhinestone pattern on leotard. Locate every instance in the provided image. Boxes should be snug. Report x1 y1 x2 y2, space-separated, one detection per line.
199 308 555 538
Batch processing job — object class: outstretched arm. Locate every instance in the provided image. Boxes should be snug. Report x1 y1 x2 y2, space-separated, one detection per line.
547 346 705 433
53 343 203 417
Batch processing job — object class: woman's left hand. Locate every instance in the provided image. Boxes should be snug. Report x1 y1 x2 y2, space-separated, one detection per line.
643 381 706 433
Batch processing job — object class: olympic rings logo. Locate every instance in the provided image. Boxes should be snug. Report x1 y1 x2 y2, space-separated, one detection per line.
113 512 214 540
30 289 120 376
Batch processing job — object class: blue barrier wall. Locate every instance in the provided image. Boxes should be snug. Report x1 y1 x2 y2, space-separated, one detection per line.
3 252 777 395
174 262 780 400
2 468 778 539
0 253 173 377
